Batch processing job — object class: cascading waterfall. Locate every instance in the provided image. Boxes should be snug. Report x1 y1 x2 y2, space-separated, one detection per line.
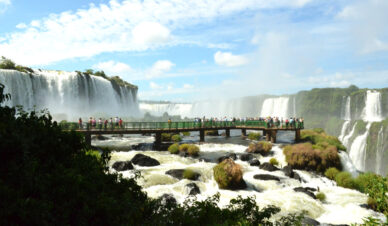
348 90 383 172
339 96 351 141
342 122 357 149
260 97 289 119
0 69 139 120
139 103 193 117
376 127 384 175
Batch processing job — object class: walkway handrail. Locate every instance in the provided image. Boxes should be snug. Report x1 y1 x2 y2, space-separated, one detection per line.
63 120 304 131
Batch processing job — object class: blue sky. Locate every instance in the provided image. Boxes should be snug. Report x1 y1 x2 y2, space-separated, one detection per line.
0 0 388 102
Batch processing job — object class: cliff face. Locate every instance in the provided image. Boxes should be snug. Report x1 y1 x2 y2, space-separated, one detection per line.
0 69 139 120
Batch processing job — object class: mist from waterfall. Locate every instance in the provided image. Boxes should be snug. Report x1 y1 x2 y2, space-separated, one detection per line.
0 69 139 121
260 97 289 119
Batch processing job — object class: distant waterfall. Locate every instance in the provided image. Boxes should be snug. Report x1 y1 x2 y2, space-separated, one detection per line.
260 97 289 118
349 123 371 171
376 127 384 175
0 69 139 120
362 90 383 122
139 103 192 117
339 97 351 141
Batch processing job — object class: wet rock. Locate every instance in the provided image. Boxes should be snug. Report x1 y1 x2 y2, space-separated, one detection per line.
165 169 200 180
214 159 247 190
240 153 254 161
249 159 260 166
359 204 371 210
159 193 177 206
131 153 160 167
186 183 201 195
253 174 280 181
282 165 294 177
112 161 133 171
199 157 211 162
302 217 320 226
131 143 153 151
292 172 303 182
259 162 279 172
92 135 108 140
293 187 316 199
218 153 237 163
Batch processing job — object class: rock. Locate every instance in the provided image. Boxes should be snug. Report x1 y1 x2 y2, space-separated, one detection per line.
217 153 237 163
359 204 372 210
249 159 261 166
213 159 247 190
259 162 279 172
205 130 219 136
302 217 320 226
112 161 133 171
253 174 280 181
240 153 254 161
246 141 272 156
159 193 177 206
92 135 108 140
185 183 201 195
199 157 211 162
282 165 294 177
131 143 153 151
131 153 160 167
165 169 200 180
293 187 316 199
292 172 303 182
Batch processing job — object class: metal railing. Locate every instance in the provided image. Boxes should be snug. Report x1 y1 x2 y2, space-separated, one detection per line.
63 120 304 131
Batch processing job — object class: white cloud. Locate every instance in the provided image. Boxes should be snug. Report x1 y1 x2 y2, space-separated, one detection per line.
338 0 388 54
183 84 194 89
0 0 313 66
16 23 27 29
93 60 132 76
146 60 175 79
132 22 170 46
149 81 162 90
0 0 10 13
214 51 248 67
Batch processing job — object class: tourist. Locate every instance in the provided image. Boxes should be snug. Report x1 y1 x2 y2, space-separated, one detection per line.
104 119 108 130
119 118 123 129
78 118 83 129
98 118 102 130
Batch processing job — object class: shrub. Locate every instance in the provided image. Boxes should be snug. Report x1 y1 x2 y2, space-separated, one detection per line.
161 133 172 141
85 149 101 161
183 169 196 180
181 131 190 136
248 132 261 140
168 143 179 154
283 143 341 173
213 159 245 190
269 158 279 166
367 197 378 211
335 172 356 189
246 141 272 155
205 130 219 136
179 143 190 152
301 129 346 151
171 134 182 142
316 192 326 202
187 145 200 157
324 167 340 180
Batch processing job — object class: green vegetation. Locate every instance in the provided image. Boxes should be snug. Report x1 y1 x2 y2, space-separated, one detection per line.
85 149 101 161
171 134 182 142
213 159 244 190
0 83 303 225
161 133 173 141
335 172 356 189
283 143 341 173
205 130 219 136
183 169 197 180
269 158 279 166
0 57 34 74
181 131 190 136
301 129 346 151
58 120 78 130
324 167 340 180
77 69 137 89
168 143 179 154
248 132 261 140
316 192 326 202
246 141 272 155
179 144 200 157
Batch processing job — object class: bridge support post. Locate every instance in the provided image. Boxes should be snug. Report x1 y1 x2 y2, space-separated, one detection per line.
295 129 301 142
85 132 91 148
270 130 277 143
200 130 205 142
225 129 230 137
155 132 161 145
265 130 270 141
241 128 247 136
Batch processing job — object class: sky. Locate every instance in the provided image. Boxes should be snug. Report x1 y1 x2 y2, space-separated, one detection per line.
0 0 388 102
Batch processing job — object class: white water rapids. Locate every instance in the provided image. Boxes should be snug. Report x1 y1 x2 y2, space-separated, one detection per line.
93 135 385 225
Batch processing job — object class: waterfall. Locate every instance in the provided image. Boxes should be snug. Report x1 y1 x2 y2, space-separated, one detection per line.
0 69 139 120
139 103 193 117
376 127 384 175
260 97 289 119
293 96 296 117
362 90 383 122
339 151 359 177
349 123 371 171
342 122 357 148
339 97 351 141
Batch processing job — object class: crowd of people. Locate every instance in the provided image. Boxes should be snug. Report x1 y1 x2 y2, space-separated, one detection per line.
78 117 123 130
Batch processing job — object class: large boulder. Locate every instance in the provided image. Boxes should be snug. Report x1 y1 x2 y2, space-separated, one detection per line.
259 162 279 172
185 183 201 195
217 153 237 163
112 161 134 171
165 169 200 180
249 159 261 166
253 174 280 181
293 187 316 199
159 193 177 206
131 154 160 167
213 159 246 190
240 153 254 161
301 217 320 226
